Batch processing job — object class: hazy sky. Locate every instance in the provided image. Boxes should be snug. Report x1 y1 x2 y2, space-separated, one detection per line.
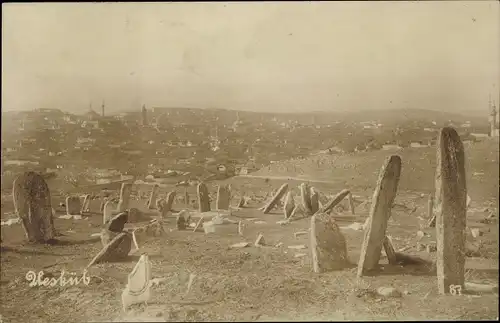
2 2 499 114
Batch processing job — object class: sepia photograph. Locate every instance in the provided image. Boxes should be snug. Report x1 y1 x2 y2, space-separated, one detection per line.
1 1 499 322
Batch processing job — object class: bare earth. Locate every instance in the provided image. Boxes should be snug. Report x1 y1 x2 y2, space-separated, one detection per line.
1 141 498 322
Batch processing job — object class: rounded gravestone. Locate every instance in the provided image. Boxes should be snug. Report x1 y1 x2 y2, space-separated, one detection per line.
12 171 56 243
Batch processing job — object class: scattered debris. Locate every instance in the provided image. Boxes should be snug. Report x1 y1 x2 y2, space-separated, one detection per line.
376 287 402 298
294 231 308 238
288 245 307 250
230 242 249 249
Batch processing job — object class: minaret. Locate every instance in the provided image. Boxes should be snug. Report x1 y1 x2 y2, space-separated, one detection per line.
489 94 497 137
101 100 105 117
141 104 148 126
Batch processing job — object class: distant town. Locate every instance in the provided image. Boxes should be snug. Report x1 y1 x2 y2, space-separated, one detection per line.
1 101 498 195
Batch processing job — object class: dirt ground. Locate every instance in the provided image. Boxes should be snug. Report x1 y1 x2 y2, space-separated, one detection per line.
1 142 498 322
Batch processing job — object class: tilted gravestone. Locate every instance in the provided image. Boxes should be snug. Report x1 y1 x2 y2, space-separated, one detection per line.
197 183 211 212
216 185 230 210
66 196 81 215
12 171 56 243
310 212 349 273
116 183 132 213
262 183 288 214
319 189 351 214
283 191 295 219
300 183 313 215
434 127 467 295
102 211 129 246
147 185 159 209
88 232 132 268
357 155 401 277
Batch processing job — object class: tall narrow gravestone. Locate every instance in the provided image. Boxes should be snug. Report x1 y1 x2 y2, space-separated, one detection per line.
117 183 132 213
12 171 56 243
300 183 313 215
310 187 320 215
147 185 159 209
197 183 211 212
66 196 81 215
216 185 230 210
357 155 401 277
434 127 467 295
165 191 176 212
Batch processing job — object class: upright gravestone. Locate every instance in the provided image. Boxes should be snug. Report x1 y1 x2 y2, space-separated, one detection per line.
147 185 159 209
184 190 190 207
197 183 211 212
434 127 467 295
300 183 313 215
12 171 56 243
116 183 132 213
357 155 401 277
103 200 116 224
310 212 349 273
262 183 289 214
283 191 295 219
310 187 319 215
66 196 81 215
348 192 355 215
165 191 176 212
216 185 230 210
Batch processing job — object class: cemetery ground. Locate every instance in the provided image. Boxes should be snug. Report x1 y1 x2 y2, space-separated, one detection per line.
0 139 498 322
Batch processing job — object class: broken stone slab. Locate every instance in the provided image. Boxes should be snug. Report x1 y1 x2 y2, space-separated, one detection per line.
193 217 204 232
276 220 290 226
106 212 129 233
12 171 56 243
122 253 152 311
340 222 364 231
294 253 307 258
216 185 231 210
434 127 467 295
254 233 265 247
383 236 397 265
283 191 295 219
262 184 289 214
318 189 351 215
87 232 133 268
197 183 211 212
357 155 401 277
310 212 349 273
